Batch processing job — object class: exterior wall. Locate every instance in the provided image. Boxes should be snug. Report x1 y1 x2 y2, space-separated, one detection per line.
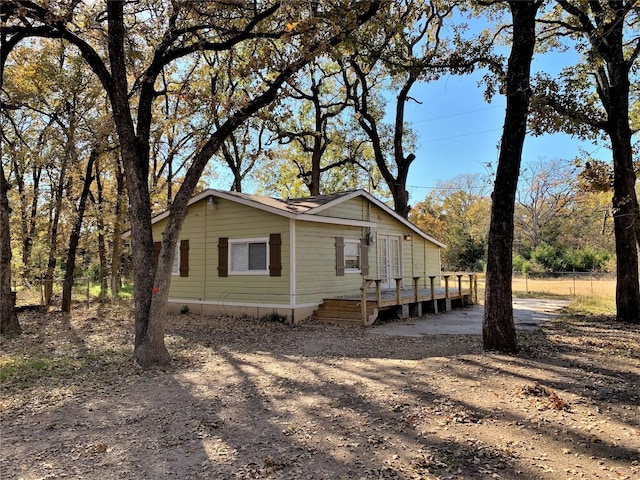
367 204 442 288
316 195 368 221
152 197 292 311
152 203 207 301
294 221 367 304
151 193 443 321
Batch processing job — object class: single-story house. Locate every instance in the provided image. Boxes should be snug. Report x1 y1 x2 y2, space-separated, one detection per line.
146 189 447 322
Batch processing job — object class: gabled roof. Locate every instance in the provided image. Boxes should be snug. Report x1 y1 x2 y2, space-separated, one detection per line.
132 188 445 248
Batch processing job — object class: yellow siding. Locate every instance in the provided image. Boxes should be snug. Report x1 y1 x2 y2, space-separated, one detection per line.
294 221 366 303
152 198 291 305
205 198 290 305
316 196 368 221
367 204 442 286
150 193 443 310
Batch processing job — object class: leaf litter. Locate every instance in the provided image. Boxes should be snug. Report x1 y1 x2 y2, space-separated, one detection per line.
1 302 639 479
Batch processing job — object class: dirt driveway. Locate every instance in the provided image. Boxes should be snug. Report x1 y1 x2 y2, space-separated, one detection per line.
372 298 571 336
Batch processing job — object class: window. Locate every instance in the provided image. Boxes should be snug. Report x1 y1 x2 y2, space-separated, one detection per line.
156 239 189 277
172 243 180 275
336 237 367 276
229 238 269 274
218 234 281 277
344 239 361 272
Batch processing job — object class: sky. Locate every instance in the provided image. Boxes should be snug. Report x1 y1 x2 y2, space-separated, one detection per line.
402 57 612 205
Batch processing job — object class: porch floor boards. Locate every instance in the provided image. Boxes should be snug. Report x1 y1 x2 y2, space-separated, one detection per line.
312 287 473 325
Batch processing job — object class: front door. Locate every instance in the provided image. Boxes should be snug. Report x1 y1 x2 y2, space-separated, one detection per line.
378 234 402 289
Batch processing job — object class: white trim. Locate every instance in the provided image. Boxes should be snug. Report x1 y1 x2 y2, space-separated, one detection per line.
290 218 296 306
344 238 362 274
125 188 445 249
168 298 319 310
229 237 269 275
296 214 375 227
303 190 362 214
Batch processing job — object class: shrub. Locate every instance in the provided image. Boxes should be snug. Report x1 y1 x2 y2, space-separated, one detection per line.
260 312 288 323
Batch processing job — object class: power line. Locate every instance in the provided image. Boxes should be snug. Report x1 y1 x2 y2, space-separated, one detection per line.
412 105 506 124
422 128 502 143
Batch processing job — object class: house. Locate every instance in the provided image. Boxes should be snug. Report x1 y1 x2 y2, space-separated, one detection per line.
147 189 461 323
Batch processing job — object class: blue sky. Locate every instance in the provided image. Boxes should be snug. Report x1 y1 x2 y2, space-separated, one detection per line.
403 58 611 205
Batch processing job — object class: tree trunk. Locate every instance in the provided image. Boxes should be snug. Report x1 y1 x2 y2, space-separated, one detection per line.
61 149 96 312
94 160 108 302
0 166 21 335
107 2 171 367
599 7 640 324
484 0 541 352
608 91 640 323
110 154 125 296
43 161 68 305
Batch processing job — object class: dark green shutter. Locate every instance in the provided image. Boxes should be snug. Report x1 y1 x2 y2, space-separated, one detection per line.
360 238 369 276
269 233 282 277
179 239 189 277
335 237 345 276
218 237 228 277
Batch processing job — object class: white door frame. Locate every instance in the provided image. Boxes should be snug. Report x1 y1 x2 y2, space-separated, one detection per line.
377 233 402 290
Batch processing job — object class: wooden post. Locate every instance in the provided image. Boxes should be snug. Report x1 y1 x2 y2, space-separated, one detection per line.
413 276 420 302
361 279 371 325
468 274 474 302
474 275 478 303
395 278 402 305
443 275 452 311
457 274 463 296
375 279 382 307
429 276 436 300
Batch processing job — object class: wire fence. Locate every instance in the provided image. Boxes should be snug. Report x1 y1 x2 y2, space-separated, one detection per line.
10 271 616 309
511 272 616 298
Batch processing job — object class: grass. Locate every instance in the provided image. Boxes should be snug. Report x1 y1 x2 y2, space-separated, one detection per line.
511 276 616 298
475 275 617 316
562 295 616 316
0 356 75 387
13 280 133 306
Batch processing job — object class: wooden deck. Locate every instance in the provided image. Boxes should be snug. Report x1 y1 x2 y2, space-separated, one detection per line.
313 273 478 326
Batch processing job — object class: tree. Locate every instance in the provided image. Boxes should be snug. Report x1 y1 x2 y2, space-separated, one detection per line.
515 158 577 251
532 1 640 323
340 0 451 217
483 0 542 353
0 165 21 334
1 0 382 366
411 173 491 270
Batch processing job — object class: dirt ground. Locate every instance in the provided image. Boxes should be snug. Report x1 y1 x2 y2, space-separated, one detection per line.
1 301 639 480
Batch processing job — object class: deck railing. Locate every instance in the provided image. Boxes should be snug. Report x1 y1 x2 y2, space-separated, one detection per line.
360 273 478 325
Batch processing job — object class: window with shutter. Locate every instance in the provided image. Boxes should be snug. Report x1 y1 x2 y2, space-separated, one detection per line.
229 237 269 275
171 243 180 275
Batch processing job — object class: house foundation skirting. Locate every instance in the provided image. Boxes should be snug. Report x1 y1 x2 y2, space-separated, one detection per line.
167 298 318 324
